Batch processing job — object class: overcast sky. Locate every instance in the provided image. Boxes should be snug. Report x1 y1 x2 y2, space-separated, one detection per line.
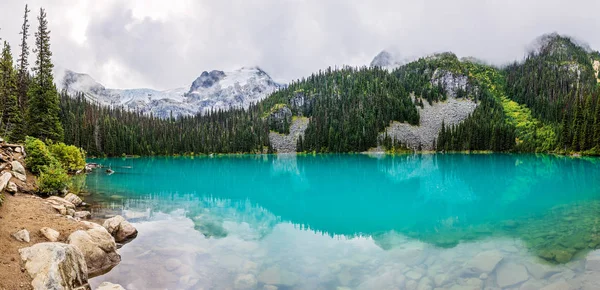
0 0 599 90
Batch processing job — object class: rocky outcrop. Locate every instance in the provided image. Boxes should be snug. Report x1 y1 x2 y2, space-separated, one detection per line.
67 227 121 277
95 282 126 290
269 117 309 153
267 105 292 133
289 92 315 116
11 160 26 181
103 215 138 243
12 229 30 243
19 242 90 290
65 193 83 206
381 94 477 150
40 227 61 242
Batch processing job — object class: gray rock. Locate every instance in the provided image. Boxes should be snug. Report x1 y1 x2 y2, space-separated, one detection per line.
64 193 83 206
496 262 529 288
6 181 17 193
525 262 561 279
67 227 121 277
540 280 570 290
19 242 90 290
74 211 92 220
267 105 292 133
12 229 30 243
95 282 126 290
464 250 503 274
11 160 26 181
0 171 12 192
46 196 76 210
586 250 600 272
269 117 309 153
40 227 60 242
103 215 138 242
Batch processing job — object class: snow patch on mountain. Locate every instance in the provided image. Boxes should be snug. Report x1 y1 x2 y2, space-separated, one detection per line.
56 67 282 118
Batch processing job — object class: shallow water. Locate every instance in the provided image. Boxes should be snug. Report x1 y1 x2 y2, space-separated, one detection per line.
87 154 600 289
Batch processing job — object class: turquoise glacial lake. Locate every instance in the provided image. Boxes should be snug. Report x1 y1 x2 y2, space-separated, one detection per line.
87 154 600 289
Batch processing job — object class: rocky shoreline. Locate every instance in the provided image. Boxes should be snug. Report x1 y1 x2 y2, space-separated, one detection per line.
0 140 137 290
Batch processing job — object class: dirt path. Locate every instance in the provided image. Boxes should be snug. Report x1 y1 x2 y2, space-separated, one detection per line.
0 193 89 290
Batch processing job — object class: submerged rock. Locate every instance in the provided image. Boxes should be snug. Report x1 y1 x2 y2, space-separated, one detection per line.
74 211 92 220
67 227 121 277
19 242 90 290
12 229 30 243
258 266 299 287
95 282 126 290
40 227 60 242
463 250 503 274
495 262 529 288
103 215 138 243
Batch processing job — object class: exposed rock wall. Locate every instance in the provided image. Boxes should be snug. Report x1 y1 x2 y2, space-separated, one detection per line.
382 96 478 150
269 117 309 153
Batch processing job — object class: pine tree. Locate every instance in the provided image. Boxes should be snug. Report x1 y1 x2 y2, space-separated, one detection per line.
595 96 600 149
17 4 31 111
571 97 583 151
26 8 64 141
0 42 25 141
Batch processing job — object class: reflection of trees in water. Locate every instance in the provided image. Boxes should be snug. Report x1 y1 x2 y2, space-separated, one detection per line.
86 154 600 262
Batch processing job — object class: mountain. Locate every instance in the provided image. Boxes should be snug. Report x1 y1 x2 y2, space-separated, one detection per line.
58 33 600 157
56 66 282 118
370 50 404 69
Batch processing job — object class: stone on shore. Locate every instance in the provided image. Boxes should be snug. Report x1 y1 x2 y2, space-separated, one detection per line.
75 211 92 220
12 229 30 242
6 181 17 193
40 227 60 242
65 193 83 206
47 196 76 210
19 242 90 290
67 227 121 277
103 215 138 243
95 282 126 290
11 160 26 181
0 171 11 192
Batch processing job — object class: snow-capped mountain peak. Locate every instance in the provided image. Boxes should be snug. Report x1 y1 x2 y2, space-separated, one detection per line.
370 50 404 70
56 66 282 118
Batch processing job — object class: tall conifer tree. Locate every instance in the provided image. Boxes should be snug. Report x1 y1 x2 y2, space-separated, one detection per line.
0 42 24 141
26 8 63 141
17 4 31 111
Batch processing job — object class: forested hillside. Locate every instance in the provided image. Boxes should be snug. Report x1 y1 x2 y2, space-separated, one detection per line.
1 11 599 159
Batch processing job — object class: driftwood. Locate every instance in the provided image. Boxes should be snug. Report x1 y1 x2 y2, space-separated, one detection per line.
2 143 21 148
0 163 7 171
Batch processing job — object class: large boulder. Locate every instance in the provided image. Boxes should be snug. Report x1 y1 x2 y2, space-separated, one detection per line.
12 229 30 243
47 196 76 216
19 242 90 290
103 215 138 243
67 227 121 277
75 211 92 220
95 282 126 290
40 227 60 242
64 193 83 206
0 171 11 192
11 160 26 181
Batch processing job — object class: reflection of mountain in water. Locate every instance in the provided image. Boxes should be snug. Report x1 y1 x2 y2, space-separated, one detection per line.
86 154 600 262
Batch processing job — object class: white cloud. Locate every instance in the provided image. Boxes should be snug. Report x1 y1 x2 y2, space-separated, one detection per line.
1 0 599 90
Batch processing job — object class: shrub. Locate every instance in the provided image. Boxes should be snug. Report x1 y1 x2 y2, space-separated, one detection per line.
37 163 70 195
48 142 86 172
24 136 56 174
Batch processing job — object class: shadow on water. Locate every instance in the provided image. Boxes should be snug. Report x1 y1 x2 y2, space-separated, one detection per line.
85 153 600 263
